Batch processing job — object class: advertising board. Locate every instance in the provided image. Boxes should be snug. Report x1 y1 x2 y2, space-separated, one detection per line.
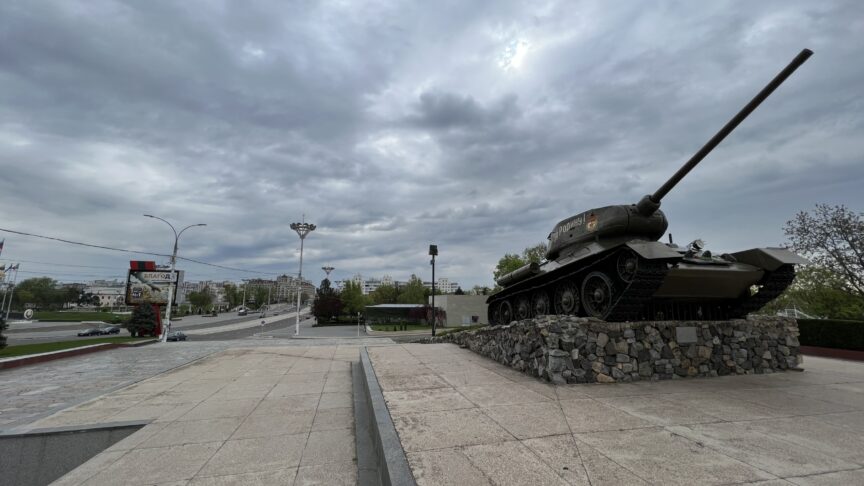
125 270 178 305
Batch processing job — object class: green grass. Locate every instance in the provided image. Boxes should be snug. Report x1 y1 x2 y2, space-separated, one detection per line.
370 323 432 332
33 311 127 322
0 337 151 358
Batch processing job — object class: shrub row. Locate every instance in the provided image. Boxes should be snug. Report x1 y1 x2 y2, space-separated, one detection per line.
798 319 864 351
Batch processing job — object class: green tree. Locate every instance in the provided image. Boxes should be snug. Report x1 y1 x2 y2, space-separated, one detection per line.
341 280 368 316
454 287 465 295
399 275 427 304
371 283 399 304
522 242 548 264
785 204 864 297
253 287 270 309
312 279 343 322
761 265 864 320
77 292 100 307
188 290 213 312
126 304 157 337
12 277 64 309
471 285 491 296
223 283 243 309
493 242 548 282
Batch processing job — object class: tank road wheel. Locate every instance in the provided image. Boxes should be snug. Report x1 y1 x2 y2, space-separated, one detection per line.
532 291 551 316
582 271 615 319
553 281 580 315
499 300 514 324
515 296 532 320
616 250 639 283
489 304 501 326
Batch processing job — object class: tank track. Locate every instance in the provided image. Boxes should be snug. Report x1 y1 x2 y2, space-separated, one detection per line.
606 259 669 321
488 249 673 324
729 264 796 318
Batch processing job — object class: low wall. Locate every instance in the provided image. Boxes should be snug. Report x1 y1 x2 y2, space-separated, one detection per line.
434 316 801 384
0 421 147 486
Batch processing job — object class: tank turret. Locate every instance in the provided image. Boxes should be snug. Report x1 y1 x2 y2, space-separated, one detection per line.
489 49 813 323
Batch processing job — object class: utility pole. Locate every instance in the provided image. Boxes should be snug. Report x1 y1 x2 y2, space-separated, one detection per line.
5 264 19 321
144 215 206 342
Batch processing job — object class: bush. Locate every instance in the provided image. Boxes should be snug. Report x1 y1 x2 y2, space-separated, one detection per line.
798 319 864 351
125 305 157 337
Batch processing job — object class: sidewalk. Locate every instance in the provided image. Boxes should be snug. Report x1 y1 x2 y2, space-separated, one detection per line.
368 343 864 485
39 345 361 485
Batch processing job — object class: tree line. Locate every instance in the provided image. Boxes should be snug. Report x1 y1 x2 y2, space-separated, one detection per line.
312 275 464 323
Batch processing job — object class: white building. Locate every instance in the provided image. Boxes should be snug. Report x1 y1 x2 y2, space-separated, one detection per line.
338 274 460 295
85 286 125 307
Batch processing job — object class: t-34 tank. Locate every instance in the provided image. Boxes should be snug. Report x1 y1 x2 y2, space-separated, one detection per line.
488 49 813 324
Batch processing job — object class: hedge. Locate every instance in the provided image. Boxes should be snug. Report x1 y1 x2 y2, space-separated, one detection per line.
798 319 864 351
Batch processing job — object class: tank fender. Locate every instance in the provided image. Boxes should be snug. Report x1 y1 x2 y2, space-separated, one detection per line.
624 240 683 260
730 247 809 271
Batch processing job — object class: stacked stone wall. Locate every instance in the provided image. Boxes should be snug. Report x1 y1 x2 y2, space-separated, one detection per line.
433 316 801 384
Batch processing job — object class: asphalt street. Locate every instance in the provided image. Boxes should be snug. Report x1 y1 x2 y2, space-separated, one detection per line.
4 304 304 345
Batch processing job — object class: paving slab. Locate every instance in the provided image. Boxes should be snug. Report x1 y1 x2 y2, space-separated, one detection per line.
368 343 864 485
0 339 386 432
33 345 361 485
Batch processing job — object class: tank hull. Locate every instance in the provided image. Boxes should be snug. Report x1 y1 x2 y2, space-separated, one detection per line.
487 242 804 324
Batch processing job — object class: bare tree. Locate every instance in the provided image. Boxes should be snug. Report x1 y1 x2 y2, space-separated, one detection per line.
785 204 864 297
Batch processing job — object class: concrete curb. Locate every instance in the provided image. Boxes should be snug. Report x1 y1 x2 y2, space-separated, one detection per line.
359 347 417 486
0 339 158 371
364 329 433 337
353 360 380 486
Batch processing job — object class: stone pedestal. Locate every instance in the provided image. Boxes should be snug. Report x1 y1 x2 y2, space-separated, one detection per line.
434 316 801 384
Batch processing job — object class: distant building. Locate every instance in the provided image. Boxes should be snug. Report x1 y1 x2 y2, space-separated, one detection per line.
428 295 488 327
84 286 125 307
275 274 315 303
339 274 459 295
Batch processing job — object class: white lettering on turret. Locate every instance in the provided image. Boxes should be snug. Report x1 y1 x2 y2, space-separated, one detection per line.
550 213 586 242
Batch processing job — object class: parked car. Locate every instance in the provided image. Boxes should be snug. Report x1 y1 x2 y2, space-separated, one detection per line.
77 328 102 336
99 326 121 335
238 309 247 316
166 331 187 341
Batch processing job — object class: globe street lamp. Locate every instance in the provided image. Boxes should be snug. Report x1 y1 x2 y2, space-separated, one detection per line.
144 215 206 342
290 219 316 335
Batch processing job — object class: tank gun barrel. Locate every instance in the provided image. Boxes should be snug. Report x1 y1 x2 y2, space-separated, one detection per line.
635 48 813 216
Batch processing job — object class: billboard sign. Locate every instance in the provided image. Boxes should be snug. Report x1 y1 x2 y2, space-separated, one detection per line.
126 270 177 305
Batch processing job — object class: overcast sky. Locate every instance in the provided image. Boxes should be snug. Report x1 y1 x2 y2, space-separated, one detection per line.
0 1 862 289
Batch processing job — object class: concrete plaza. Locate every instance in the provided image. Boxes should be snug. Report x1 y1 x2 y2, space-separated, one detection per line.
3 339 864 485
369 344 864 485
30 345 363 485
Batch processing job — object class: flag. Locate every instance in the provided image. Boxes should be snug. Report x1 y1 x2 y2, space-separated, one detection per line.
10 263 18 271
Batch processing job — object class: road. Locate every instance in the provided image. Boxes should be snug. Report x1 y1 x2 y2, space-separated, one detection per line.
2 305 372 344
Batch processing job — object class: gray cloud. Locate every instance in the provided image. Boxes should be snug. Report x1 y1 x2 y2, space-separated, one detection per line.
1 0 862 289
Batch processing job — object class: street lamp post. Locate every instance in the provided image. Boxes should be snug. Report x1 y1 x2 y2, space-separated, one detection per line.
290 218 316 335
144 215 206 343
429 245 438 337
